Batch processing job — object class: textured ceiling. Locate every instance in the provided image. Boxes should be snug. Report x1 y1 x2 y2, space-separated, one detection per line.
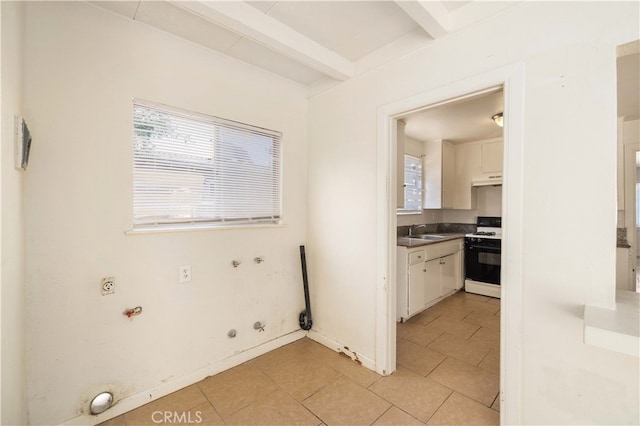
399 89 504 144
90 1 515 85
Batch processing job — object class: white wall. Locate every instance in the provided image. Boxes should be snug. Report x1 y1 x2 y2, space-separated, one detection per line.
476 186 501 217
308 2 639 424
1 2 28 424
403 135 423 157
23 3 308 424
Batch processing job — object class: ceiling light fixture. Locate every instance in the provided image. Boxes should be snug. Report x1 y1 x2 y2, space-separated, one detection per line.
492 112 504 127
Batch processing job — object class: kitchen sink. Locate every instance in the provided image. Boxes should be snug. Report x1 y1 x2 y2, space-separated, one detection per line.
412 234 448 240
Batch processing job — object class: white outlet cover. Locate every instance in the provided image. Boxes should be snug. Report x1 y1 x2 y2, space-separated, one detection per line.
179 265 191 283
101 277 115 295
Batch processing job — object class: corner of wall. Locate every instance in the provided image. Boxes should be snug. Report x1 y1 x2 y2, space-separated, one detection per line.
1 1 28 425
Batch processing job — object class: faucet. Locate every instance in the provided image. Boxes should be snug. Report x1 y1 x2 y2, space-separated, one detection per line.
408 224 427 237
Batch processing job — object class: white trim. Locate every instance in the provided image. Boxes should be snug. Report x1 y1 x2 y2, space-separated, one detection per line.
125 222 286 235
375 111 397 375
500 63 525 426
394 1 450 39
60 330 306 426
623 143 639 291
169 1 353 81
307 330 376 372
376 62 525 425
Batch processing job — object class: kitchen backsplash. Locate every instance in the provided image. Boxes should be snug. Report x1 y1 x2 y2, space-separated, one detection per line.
397 222 476 237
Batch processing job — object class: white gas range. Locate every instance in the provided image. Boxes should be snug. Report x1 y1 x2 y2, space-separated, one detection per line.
464 216 502 298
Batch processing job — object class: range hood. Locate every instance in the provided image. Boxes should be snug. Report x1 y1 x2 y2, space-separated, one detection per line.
472 175 502 186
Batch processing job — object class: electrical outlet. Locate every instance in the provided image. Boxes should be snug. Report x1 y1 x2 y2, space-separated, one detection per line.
101 277 115 295
179 265 192 283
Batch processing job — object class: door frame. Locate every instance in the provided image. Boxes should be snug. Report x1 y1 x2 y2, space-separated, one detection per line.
375 62 526 425
623 143 640 290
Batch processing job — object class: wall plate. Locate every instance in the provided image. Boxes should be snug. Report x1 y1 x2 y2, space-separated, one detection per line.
101 277 115 295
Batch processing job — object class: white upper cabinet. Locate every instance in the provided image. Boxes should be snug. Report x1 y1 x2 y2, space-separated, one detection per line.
423 140 455 209
442 141 456 208
481 141 503 173
453 138 503 209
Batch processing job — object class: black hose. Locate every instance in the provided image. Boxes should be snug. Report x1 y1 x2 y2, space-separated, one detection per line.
299 245 313 330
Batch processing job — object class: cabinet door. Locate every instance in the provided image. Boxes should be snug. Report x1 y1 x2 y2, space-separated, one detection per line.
453 251 463 290
423 140 456 209
481 141 503 173
408 262 426 316
423 140 443 209
424 258 441 304
440 254 457 296
442 141 455 208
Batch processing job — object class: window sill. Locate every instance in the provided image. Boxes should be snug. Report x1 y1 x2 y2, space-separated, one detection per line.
397 210 422 216
583 290 639 357
125 222 286 235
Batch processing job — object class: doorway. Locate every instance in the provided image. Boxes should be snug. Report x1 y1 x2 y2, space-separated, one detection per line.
375 63 525 425
617 40 640 292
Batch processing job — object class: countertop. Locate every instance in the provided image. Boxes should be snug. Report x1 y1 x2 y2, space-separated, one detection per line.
397 233 466 248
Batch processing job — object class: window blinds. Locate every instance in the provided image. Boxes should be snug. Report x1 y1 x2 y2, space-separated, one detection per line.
133 100 281 227
404 154 422 211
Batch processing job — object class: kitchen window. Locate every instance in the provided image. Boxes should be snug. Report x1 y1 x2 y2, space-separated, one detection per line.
402 154 422 211
132 100 281 229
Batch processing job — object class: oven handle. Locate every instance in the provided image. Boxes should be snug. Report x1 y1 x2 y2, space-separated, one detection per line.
466 245 501 252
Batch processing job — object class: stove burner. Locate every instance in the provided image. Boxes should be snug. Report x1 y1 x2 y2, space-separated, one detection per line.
474 231 496 236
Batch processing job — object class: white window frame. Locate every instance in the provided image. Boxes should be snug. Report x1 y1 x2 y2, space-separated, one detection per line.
399 154 422 213
132 99 282 230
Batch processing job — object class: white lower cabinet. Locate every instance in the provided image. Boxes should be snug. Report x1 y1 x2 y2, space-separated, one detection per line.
440 252 463 295
408 261 427 315
397 239 463 322
424 258 442 304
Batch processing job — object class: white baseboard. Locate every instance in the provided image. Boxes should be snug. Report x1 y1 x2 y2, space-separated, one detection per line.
61 330 306 426
307 330 376 372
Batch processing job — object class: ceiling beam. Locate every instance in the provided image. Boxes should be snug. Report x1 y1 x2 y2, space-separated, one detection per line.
169 1 354 81
395 0 450 39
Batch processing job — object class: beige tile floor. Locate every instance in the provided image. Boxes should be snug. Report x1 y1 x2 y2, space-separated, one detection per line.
101 291 500 426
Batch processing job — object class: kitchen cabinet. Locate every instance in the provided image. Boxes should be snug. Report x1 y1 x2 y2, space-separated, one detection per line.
397 239 463 322
424 258 442 303
616 246 635 291
453 138 503 209
408 261 427 314
440 252 463 295
423 140 455 209
481 141 503 173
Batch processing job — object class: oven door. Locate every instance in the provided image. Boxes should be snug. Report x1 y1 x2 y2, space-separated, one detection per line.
465 239 501 285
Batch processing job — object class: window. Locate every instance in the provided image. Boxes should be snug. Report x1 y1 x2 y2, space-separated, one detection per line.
636 182 640 228
132 100 281 228
402 154 422 211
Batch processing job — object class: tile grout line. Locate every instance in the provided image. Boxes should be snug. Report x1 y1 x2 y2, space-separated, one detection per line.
193 380 232 423
366 378 439 424
489 390 500 409
424 388 456 424
197 367 282 422
368 404 394 425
